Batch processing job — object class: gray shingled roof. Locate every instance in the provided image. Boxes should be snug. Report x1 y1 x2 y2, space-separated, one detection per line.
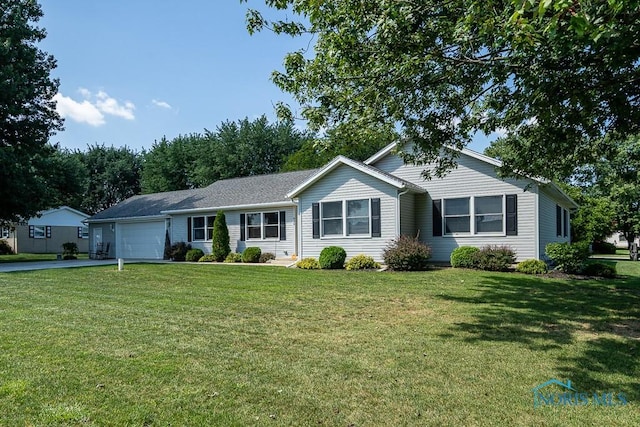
89 169 319 221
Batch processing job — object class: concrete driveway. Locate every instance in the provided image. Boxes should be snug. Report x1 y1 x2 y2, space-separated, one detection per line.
0 259 119 273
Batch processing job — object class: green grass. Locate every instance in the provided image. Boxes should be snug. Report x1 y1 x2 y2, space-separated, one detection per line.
0 253 89 263
0 262 638 426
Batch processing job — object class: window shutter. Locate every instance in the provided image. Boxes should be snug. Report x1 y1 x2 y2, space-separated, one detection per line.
45 226 52 238
432 200 442 236
29 225 34 238
78 227 83 238
563 209 569 238
240 214 246 241
279 211 286 241
187 217 192 242
312 203 320 239
506 194 518 236
556 205 562 236
371 198 381 237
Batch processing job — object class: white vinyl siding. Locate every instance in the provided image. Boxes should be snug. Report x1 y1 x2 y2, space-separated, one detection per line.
373 144 538 261
399 192 416 237
297 164 398 262
538 188 571 260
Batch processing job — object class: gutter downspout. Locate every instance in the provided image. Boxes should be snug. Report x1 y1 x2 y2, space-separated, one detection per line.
396 189 409 236
291 198 301 260
534 185 540 260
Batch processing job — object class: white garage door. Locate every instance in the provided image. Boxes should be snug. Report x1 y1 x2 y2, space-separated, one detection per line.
118 221 165 259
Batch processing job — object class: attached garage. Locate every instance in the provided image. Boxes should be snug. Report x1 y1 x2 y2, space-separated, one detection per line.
117 221 165 259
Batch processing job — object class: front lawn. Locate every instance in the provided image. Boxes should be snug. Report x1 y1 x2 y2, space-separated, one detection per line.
0 253 89 263
0 263 638 425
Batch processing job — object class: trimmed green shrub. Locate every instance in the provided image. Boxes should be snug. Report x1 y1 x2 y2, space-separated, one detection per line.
319 246 347 269
383 235 431 271
170 242 191 262
450 246 480 268
242 247 262 263
0 239 13 255
516 259 548 275
582 262 617 278
345 254 380 270
223 252 243 263
211 211 231 262
592 241 617 255
472 245 516 271
545 241 590 273
186 248 205 262
198 254 217 262
259 252 276 263
62 242 79 260
296 257 320 270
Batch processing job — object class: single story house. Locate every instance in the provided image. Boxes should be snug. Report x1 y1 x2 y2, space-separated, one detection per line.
1 206 90 254
87 143 577 262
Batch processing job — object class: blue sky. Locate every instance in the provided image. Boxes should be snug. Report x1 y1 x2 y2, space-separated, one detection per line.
39 1 493 153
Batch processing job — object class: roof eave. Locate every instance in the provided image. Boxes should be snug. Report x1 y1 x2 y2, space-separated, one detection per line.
161 200 296 215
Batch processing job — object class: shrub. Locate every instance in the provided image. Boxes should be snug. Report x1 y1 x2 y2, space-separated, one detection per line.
62 242 79 260
345 254 380 270
242 247 262 263
450 246 480 268
545 241 590 274
319 246 347 269
170 242 191 262
224 252 243 263
383 235 431 271
296 257 320 269
185 248 204 262
472 245 516 271
198 254 217 262
0 240 13 255
582 262 617 278
591 241 617 255
516 259 548 275
259 252 276 263
211 211 231 262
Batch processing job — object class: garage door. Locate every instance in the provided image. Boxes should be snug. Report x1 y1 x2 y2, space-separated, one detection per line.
118 221 165 259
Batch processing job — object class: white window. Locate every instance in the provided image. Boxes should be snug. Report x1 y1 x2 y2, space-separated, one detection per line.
245 212 280 240
321 199 372 237
34 226 45 239
443 196 506 235
191 215 215 241
444 197 471 234
475 196 503 233
1 227 9 239
81 226 89 239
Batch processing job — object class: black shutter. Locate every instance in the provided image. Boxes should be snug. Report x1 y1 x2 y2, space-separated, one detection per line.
45 226 52 238
506 194 518 236
29 225 34 238
78 227 83 238
563 209 569 238
556 205 562 236
371 198 381 237
432 200 442 236
187 217 192 242
279 211 286 241
312 203 320 239
240 214 246 241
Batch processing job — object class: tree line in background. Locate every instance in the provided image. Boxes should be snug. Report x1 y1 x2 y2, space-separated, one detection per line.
50 115 392 215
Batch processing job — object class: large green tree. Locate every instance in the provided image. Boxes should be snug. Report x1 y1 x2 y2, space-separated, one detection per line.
81 144 142 214
0 0 63 223
141 135 200 194
244 0 640 180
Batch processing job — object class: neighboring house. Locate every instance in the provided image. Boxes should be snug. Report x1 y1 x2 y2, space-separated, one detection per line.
605 232 639 249
1 206 90 254
86 143 577 262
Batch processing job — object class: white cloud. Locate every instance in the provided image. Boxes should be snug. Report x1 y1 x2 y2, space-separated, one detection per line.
53 89 136 126
152 99 172 109
95 91 135 120
53 93 105 126
490 127 508 138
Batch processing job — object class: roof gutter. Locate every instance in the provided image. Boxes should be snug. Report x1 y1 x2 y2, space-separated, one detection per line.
161 201 296 215
85 214 169 224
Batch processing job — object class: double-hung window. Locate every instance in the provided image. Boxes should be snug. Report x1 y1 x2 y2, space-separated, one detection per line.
246 213 263 239
475 196 503 233
319 199 373 237
34 226 46 239
1 227 9 239
191 215 215 241
263 212 279 238
444 197 471 234
244 212 282 240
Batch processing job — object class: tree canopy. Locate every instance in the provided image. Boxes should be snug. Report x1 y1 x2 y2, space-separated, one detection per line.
244 0 640 179
0 0 63 223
